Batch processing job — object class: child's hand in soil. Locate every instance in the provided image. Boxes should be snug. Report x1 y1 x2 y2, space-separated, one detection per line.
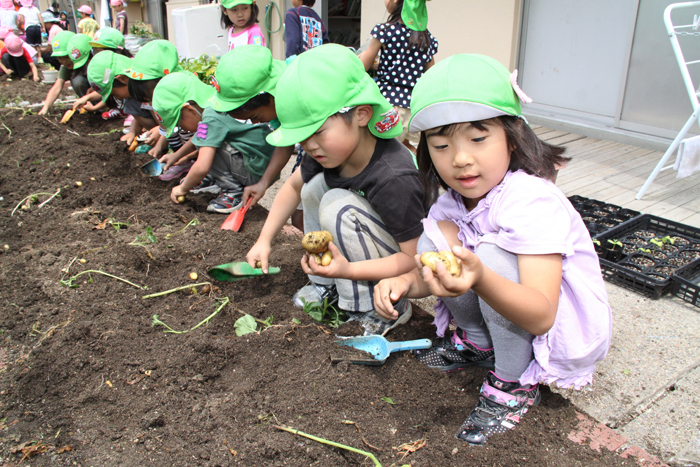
374 276 411 320
72 95 89 110
170 184 188 204
120 130 136 145
159 151 180 171
301 242 347 279
246 241 272 273
418 245 483 298
144 127 160 146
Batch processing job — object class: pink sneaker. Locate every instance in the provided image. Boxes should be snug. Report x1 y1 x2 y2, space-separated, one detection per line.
124 115 134 126
158 161 194 181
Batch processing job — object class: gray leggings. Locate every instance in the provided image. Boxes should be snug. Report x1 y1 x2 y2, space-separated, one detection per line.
301 173 401 312
418 235 535 381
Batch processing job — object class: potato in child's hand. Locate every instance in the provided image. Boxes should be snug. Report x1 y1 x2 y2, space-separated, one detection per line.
301 230 333 254
420 251 461 277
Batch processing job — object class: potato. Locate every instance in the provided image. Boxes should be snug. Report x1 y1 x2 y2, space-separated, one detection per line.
311 253 323 264
128 139 138 152
302 230 333 254
177 195 186 203
420 251 461 277
320 250 332 266
255 261 262 269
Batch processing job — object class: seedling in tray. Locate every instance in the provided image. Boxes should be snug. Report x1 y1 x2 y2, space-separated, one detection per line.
607 239 623 250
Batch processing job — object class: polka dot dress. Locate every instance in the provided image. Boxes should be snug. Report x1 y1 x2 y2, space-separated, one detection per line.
370 22 438 108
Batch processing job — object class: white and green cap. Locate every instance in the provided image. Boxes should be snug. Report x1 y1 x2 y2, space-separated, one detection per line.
89 27 125 49
409 54 532 133
152 72 216 136
266 43 402 147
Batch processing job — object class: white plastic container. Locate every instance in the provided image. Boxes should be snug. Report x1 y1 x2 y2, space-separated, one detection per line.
171 4 227 59
42 70 58 83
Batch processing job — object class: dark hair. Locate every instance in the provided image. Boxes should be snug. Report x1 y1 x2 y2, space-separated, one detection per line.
104 46 133 58
302 0 315 6
128 77 160 103
416 116 570 205
333 106 356 125
104 79 126 108
228 92 272 114
386 0 431 51
220 2 259 30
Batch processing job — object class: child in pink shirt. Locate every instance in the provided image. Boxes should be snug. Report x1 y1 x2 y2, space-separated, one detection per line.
219 0 264 51
374 54 612 446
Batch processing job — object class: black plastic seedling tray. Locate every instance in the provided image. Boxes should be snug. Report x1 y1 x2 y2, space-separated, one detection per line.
672 259 700 310
593 215 700 299
568 195 641 238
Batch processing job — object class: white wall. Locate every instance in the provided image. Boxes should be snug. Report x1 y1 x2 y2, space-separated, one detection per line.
360 0 521 69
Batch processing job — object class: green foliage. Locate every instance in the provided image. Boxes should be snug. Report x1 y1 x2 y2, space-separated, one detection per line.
592 239 601 246
301 298 346 328
129 226 157 246
179 54 218 84
234 315 257 336
234 314 274 336
129 21 162 39
607 239 623 250
649 238 663 248
380 396 395 405
638 248 652 255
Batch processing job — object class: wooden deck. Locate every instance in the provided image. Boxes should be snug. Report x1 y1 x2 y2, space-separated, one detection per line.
536 126 700 228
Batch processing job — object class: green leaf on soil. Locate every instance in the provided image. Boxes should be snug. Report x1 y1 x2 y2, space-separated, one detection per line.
234 314 257 336
381 397 395 405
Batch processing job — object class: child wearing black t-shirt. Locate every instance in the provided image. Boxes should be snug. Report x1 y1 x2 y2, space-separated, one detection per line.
247 44 428 337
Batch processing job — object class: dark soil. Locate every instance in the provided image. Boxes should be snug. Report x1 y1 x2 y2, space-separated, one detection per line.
0 80 631 466
0 65 73 108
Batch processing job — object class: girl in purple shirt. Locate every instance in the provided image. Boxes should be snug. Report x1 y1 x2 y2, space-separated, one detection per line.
374 54 612 446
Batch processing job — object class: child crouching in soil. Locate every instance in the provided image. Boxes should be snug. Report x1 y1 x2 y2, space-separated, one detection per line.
151 70 280 214
373 54 612 446
246 43 428 337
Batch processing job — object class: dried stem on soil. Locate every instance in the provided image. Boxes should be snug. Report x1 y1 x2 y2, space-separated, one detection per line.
152 296 229 334
59 269 145 289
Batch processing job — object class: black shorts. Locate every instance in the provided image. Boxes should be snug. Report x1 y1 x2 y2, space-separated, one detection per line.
25 25 42 46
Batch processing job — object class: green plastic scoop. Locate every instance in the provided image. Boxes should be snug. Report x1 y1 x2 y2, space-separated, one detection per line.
207 262 280 282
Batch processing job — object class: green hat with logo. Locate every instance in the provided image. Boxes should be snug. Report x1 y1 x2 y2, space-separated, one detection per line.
402 0 430 32
409 54 529 133
87 50 132 102
209 45 286 112
266 43 402 147
89 27 125 49
125 39 184 80
152 72 216 136
220 0 252 8
67 33 92 68
50 30 76 57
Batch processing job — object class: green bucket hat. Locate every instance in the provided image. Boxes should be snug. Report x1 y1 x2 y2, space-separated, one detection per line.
87 50 132 102
89 27 125 49
409 54 530 133
67 33 92 68
220 0 252 8
209 45 286 112
50 30 76 57
402 0 430 32
125 39 184 80
152 72 216 136
266 43 402 147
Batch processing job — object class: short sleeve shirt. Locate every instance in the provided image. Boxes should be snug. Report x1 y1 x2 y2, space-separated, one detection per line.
300 138 428 242
78 17 99 38
227 23 265 51
370 22 438 108
114 11 127 33
18 6 40 26
191 108 275 181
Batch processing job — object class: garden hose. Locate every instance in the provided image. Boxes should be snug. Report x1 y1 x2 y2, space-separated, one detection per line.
263 1 283 51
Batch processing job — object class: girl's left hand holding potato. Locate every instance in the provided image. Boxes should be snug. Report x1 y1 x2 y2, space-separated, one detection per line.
301 242 349 278
419 245 484 297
